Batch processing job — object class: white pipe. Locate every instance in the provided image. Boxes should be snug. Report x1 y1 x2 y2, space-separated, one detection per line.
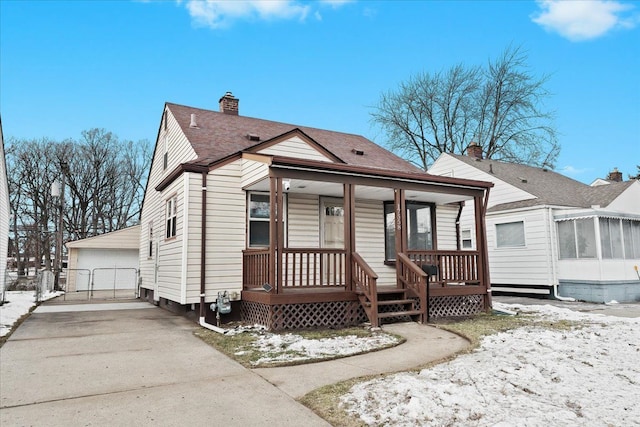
199 316 229 334
552 283 575 302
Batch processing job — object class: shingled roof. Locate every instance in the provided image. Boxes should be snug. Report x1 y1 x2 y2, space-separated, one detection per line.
448 153 634 212
167 102 421 173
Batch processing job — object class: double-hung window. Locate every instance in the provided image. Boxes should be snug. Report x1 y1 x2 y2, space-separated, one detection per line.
247 192 289 247
166 196 177 239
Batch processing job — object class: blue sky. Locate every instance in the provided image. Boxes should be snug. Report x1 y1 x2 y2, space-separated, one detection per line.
1 0 638 183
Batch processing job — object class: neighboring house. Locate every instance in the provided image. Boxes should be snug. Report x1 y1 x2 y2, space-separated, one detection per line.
139 92 494 330
429 146 640 303
65 225 140 294
0 117 9 297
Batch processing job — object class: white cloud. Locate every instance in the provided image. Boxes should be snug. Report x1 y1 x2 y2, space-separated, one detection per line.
560 165 591 175
532 0 638 41
181 0 351 29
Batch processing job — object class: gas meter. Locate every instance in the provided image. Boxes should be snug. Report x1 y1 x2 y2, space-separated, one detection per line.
210 291 231 315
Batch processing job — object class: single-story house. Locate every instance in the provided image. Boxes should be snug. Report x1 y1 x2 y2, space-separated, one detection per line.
65 225 140 293
429 145 640 303
0 117 9 296
139 93 494 330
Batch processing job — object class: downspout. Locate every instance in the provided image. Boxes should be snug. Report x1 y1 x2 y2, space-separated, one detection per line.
198 171 228 334
455 202 464 251
548 206 575 301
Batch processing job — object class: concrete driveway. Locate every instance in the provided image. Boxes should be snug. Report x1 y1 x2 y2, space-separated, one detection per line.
0 301 329 427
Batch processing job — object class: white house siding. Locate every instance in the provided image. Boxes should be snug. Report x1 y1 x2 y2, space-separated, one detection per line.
606 181 640 213
435 205 459 250
241 158 269 189
139 106 197 299
257 136 333 162
287 194 320 248
354 200 396 286
0 133 9 294
485 208 552 287
199 161 246 302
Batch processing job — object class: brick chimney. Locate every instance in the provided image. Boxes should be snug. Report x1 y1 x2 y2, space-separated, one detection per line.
466 142 483 159
219 91 239 115
606 167 623 182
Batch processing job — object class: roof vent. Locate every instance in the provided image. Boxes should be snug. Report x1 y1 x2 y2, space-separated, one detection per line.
246 133 260 141
351 149 364 156
189 114 198 128
518 176 528 183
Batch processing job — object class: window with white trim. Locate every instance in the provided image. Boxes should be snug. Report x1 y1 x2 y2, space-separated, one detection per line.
247 192 286 248
166 196 177 239
495 221 525 248
148 222 153 258
557 218 596 259
601 218 640 259
461 229 473 249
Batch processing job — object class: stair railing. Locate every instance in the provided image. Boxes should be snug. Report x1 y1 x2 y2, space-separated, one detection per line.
352 252 379 327
397 253 428 323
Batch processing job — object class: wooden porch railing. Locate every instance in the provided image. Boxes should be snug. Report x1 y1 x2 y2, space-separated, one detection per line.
407 250 480 286
243 248 347 291
397 253 427 323
282 248 346 288
352 252 378 326
242 249 271 290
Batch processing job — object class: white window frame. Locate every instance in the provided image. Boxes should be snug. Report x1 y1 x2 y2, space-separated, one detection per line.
247 191 287 248
148 222 153 258
166 196 177 239
495 221 526 248
461 229 473 249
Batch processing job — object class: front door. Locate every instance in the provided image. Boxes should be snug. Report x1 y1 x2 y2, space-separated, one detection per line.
321 198 344 248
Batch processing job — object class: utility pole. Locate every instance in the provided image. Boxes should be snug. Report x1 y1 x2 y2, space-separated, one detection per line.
52 161 68 291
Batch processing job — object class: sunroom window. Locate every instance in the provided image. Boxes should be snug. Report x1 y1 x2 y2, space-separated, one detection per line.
557 218 596 259
384 201 434 262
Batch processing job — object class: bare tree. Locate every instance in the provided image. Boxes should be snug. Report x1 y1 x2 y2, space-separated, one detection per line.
6 130 150 275
371 45 560 170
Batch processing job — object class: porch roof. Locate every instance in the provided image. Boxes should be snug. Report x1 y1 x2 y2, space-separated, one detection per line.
245 156 493 204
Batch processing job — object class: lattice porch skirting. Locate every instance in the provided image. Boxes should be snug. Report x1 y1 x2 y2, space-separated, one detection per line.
241 294 485 330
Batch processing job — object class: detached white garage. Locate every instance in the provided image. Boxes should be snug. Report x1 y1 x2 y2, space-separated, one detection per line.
65 225 140 294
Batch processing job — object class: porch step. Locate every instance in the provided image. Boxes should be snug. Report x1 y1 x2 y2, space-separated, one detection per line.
378 309 423 319
361 298 415 307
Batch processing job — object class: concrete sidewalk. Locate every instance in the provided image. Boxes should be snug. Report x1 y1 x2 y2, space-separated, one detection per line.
252 322 469 399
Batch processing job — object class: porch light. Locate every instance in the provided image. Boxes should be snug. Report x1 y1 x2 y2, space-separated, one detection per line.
283 180 291 192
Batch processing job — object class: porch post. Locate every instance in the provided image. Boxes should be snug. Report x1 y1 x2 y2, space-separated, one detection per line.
344 183 355 291
269 177 278 293
276 177 285 294
474 192 492 310
394 189 407 288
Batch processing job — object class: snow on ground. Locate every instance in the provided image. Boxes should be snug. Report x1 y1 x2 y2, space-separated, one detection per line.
341 304 640 427
249 332 400 366
0 291 62 337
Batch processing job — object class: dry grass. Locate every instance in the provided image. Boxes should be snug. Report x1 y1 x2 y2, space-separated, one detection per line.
299 312 581 426
194 324 404 368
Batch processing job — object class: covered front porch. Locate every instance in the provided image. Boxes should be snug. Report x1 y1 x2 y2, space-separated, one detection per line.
240 157 493 330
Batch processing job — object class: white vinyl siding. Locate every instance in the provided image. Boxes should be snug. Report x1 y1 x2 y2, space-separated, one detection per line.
199 161 245 302
257 136 333 162
139 107 197 298
287 194 320 248
435 204 458 250
355 200 396 286
241 158 269 188
486 209 551 287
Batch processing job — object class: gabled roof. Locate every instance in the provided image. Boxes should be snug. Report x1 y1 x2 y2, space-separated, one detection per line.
166 102 420 172
447 153 634 212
